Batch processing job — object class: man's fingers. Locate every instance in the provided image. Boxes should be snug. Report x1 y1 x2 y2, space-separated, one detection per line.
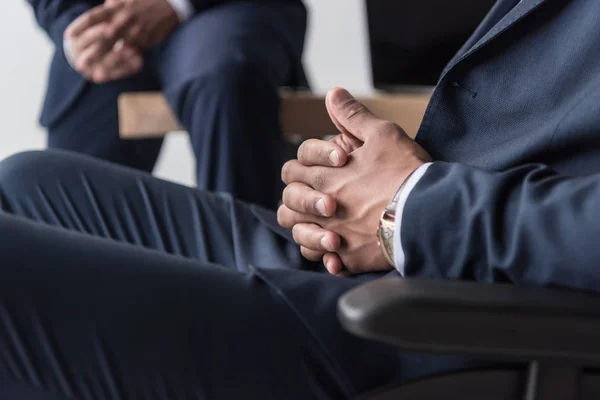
123 23 143 43
297 138 348 167
71 23 109 55
90 66 109 83
111 55 143 80
65 3 123 38
281 160 330 191
91 47 143 83
325 88 347 136
325 87 385 142
329 133 363 155
281 160 306 185
100 46 126 69
300 247 324 262
323 253 344 275
277 204 319 230
107 46 143 78
292 223 341 253
282 182 336 217
75 41 109 72
105 8 136 39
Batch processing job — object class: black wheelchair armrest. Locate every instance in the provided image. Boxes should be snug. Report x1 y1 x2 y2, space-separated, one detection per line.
338 277 600 363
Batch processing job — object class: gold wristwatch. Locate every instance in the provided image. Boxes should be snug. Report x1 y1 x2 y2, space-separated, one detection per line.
377 176 412 267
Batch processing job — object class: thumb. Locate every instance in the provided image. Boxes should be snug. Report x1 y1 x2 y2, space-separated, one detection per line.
325 87 383 142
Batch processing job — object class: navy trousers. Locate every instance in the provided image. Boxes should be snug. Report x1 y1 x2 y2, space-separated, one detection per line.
0 151 479 399
46 1 306 210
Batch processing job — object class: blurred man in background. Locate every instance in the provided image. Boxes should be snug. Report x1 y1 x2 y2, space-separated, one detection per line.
27 0 307 210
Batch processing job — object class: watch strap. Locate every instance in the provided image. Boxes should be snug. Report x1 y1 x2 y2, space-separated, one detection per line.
378 171 416 266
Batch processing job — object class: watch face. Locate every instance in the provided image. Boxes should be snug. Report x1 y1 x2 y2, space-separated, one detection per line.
378 219 395 266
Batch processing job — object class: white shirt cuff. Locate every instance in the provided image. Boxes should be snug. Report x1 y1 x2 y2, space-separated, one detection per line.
63 38 76 69
393 162 433 275
166 0 195 22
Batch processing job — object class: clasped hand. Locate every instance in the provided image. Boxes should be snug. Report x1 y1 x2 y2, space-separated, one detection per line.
63 0 179 83
277 88 431 275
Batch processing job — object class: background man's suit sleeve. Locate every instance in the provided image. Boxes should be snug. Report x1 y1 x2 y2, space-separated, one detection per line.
27 0 90 47
401 162 600 291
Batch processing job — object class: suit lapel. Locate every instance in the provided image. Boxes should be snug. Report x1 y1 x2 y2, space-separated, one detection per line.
449 0 521 64
440 0 548 79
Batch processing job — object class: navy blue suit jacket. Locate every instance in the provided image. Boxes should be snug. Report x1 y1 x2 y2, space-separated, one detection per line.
253 0 600 319
400 0 600 290
27 0 304 127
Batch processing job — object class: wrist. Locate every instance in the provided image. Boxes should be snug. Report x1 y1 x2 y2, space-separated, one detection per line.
377 168 418 267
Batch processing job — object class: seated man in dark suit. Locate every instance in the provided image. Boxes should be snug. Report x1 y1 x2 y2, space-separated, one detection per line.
3 0 600 398
27 0 307 210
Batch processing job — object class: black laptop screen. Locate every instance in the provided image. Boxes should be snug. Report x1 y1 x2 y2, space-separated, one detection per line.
366 0 496 89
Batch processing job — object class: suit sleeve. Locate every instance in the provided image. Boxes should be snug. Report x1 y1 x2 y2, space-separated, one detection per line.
26 0 90 47
401 161 600 291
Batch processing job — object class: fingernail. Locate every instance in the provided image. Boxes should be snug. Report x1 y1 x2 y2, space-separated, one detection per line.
331 88 354 105
316 198 328 216
329 150 340 166
321 236 333 252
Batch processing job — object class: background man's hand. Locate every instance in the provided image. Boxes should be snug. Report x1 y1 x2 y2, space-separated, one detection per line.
64 0 180 83
278 88 432 275
69 0 180 51
64 3 143 83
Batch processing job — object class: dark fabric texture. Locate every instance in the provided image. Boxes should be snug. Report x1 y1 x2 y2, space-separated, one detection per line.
28 0 307 210
403 0 600 285
0 151 478 399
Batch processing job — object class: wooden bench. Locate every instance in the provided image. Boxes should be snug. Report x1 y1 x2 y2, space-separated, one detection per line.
118 91 430 141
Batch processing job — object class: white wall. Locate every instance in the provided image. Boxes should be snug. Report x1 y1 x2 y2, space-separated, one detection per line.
0 0 371 187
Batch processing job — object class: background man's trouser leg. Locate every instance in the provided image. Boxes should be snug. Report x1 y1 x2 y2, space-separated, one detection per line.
155 1 308 210
46 65 163 173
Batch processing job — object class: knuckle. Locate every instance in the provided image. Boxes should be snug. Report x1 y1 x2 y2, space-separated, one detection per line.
105 27 118 39
130 25 142 37
329 134 345 147
300 194 310 213
374 121 400 140
313 171 328 191
344 100 366 121
331 184 343 199
121 11 135 24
